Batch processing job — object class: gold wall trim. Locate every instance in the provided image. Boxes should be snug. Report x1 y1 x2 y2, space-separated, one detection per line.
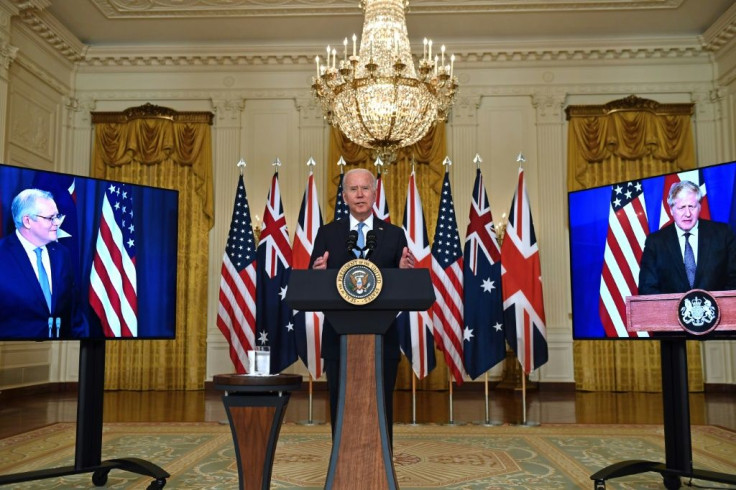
565 95 694 119
91 103 214 125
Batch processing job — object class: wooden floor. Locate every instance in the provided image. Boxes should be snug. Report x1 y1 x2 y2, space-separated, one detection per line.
0 384 734 439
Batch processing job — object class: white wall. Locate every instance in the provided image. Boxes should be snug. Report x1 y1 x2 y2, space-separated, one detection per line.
2 8 736 388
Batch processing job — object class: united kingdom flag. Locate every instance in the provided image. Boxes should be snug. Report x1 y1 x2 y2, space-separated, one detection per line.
501 167 547 375
292 165 324 379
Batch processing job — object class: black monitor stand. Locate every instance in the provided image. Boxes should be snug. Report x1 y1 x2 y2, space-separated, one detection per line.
591 339 736 489
0 339 170 489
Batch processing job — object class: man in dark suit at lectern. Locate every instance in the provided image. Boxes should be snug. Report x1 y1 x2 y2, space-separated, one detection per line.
309 168 415 443
639 180 736 295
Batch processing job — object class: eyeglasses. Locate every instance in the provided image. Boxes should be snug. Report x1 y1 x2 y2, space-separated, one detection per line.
33 214 66 224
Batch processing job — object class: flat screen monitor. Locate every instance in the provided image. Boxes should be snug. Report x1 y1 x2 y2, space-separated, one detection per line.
568 161 736 340
0 162 178 340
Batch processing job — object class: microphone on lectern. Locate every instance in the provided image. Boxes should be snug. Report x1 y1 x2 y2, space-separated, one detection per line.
346 230 358 254
365 230 377 259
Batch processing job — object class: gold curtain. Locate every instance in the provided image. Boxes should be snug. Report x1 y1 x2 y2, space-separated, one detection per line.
566 95 703 392
91 104 214 390
328 124 449 390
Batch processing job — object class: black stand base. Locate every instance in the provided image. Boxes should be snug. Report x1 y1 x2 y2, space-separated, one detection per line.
589 340 736 490
0 458 169 489
0 340 169 489
591 459 736 489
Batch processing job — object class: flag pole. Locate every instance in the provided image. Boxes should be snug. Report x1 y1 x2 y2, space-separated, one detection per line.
475 370 502 426
518 372 540 427
447 371 455 425
411 373 418 425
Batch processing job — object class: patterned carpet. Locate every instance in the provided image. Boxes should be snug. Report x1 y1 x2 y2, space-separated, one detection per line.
1 422 735 489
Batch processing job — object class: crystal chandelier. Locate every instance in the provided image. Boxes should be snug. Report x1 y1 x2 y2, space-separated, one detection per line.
312 0 458 158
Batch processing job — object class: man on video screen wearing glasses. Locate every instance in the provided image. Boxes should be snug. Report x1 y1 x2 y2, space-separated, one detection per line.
0 188 87 339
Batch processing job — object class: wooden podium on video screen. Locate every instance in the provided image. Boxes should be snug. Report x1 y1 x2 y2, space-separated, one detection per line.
287 267 434 490
591 290 736 489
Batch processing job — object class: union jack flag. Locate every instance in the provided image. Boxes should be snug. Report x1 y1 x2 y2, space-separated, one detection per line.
397 170 436 379
89 182 138 337
599 180 649 338
501 168 547 374
256 171 297 373
463 168 506 378
216 175 257 373
373 169 390 222
431 171 466 384
292 169 325 379
659 169 710 229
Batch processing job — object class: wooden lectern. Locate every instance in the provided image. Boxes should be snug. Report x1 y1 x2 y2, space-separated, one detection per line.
591 291 736 489
287 268 434 490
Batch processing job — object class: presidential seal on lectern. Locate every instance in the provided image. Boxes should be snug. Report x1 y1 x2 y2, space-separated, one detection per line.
336 258 383 305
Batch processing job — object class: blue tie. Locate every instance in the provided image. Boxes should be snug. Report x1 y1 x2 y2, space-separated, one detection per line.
35 247 52 311
355 222 365 258
684 232 696 288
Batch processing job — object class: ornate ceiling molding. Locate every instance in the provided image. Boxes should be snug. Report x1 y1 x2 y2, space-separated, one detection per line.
91 0 685 18
76 41 707 69
701 2 736 52
15 0 86 62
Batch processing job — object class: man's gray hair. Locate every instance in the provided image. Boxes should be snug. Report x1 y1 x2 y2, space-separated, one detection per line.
667 180 701 208
11 188 55 229
343 168 377 190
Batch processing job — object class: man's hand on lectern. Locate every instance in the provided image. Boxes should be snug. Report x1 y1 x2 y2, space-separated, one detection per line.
399 247 415 269
313 251 329 269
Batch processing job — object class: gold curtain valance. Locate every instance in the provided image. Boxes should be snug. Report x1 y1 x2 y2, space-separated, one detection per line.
566 95 695 191
91 104 215 225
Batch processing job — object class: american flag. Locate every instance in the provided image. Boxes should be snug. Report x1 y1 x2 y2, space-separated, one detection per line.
89 182 138 338
430 171 466 384
463 168 506 379
659 169 710 229
397 170 436 379
373 169 390 222
334 171 350 222
599 180 649 338
216 174 257 373
501 168 547 374
292 169 325 379
256 171 297 373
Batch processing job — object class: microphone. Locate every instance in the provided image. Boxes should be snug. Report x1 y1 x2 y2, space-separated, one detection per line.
346 230 358 254
365 230 377 259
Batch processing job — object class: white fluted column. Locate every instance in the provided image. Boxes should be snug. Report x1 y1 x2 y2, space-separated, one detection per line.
0 1 19 158
447 95 480 233
692 88 725 166
207 97 246 379
531 91 574 383
296 97 329 200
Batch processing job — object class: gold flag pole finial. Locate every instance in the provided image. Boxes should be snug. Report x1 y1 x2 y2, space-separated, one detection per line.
337 155 346 174
237 158 246 176
473 153 482 170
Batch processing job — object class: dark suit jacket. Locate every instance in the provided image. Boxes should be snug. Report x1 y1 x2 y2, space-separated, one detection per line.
0 233 86 339
309 217 407 360
639 220 736 295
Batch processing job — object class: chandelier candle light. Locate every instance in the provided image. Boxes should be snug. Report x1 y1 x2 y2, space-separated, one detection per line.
312 0 458 159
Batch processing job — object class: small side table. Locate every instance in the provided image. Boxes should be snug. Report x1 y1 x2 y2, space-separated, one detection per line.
213 373 303 490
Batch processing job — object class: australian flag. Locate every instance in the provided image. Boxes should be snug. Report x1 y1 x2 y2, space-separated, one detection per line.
462 169 506 378
256 171 297 373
